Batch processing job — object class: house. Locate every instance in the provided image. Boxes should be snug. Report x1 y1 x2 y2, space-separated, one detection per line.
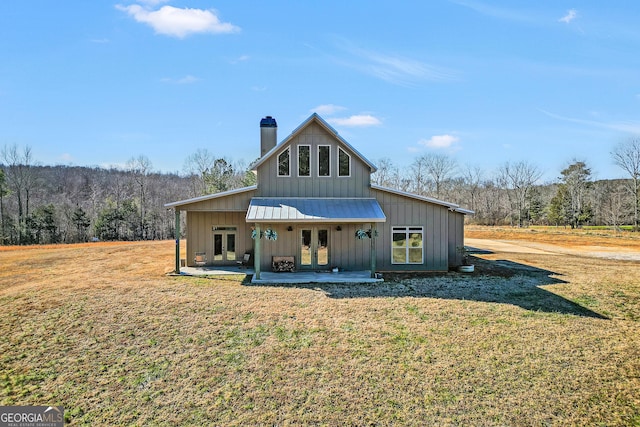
165 113 473 280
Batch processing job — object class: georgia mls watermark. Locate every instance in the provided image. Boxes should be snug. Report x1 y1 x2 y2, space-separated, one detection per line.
0 406 64 427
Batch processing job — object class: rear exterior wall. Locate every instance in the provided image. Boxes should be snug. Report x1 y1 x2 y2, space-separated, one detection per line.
372 189 450 272
185 211 252 267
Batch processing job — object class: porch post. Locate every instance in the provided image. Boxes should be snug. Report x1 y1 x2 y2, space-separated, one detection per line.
174 209 181 274
254 223 261 280
370 223 377 278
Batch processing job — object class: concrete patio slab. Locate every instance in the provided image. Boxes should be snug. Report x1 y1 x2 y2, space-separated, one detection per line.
174 266 383 284
251 270 383 284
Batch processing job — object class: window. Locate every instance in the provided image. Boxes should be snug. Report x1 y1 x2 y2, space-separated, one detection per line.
392 226 423 264
298 145 310 177
318 145 330 177
278 147 290 176
338 147 350 177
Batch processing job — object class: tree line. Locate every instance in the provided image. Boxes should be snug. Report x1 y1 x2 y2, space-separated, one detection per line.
372 137 640 230
0 146 255 245
1 138 639 245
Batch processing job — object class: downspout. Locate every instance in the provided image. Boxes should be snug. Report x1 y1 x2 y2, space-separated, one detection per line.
370 223 377 278
175 209 181 274
254 223 261 280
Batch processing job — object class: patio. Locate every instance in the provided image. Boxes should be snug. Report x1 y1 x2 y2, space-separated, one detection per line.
177 266 383 284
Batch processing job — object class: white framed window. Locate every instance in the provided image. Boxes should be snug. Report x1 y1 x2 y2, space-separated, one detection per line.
278 147 290 177
318 145 331 177
298 145 310 177
338 147 350 177
392 226 424 264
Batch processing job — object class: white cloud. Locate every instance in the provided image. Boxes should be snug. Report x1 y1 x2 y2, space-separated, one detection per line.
90 38 110 44
327 114 382 127
160 75 200 84
559 9 577 24
116 4 240 38
333 38 458 86
450 0 534 23
540 109 640 134
59 153 74 162
312 104 347 116
419 134 460 149
360 51 455 85
230 55 250 64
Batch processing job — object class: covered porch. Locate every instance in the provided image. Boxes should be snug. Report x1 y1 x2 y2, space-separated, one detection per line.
246 197 387 280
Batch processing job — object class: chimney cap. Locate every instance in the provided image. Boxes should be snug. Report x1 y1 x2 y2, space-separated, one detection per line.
260 116 277 127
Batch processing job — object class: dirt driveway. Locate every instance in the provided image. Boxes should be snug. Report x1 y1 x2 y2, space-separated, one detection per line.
466 238 640 262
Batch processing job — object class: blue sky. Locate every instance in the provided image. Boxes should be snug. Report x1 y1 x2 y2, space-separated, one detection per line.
1 1 639 182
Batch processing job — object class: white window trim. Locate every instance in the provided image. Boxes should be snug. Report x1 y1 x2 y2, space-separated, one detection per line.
277 147 290 177
338 147 351 177
297 144 311 178
391 226 424 265
317 145 331 177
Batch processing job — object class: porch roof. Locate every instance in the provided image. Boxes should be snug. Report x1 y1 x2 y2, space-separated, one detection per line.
246 197 386 223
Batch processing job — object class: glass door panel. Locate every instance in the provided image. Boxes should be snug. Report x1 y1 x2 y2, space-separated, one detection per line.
213 231 236 263
317 229 328 266
226 233 236 261
213 233 223 261
299 227 329 269
301 229 312 266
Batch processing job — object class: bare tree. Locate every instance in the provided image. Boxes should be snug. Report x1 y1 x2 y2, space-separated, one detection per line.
497 161 542 227
1 144 39 243
461 165 484 213
409 153 457 198
611 137 640 229
408 155 429 195
425 153 458 199
372 157 402 188
183 148 216 197
0 168 9 243
126 155 153 239
594 180 627 230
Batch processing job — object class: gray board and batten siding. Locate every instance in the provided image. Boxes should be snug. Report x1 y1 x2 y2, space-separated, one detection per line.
371 187 452 272
165 187 256 267
255 120 374 198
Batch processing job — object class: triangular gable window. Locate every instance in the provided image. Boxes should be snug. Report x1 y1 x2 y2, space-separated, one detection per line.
338 147 351 177
278 147 290 177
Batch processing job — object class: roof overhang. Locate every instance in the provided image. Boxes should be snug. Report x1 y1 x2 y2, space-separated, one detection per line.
164 185 257 209
371 184 475 215
246 197 387 223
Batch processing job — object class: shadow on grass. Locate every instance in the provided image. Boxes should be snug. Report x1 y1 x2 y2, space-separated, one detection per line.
249 256 608 319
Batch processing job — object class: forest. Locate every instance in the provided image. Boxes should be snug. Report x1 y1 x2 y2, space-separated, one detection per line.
1 138 639 245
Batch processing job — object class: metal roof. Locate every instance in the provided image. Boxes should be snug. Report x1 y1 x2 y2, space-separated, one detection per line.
164 185 257 209
246 198 387 223
371 184 475 215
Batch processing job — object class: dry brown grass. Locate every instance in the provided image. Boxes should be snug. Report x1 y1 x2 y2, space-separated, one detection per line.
1 233 639 426
466 224 640 249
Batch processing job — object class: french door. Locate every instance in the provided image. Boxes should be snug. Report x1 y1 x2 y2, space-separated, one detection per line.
213 230 236 264
300 227 329 270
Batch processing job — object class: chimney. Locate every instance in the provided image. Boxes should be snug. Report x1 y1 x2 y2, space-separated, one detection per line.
260 116 277 157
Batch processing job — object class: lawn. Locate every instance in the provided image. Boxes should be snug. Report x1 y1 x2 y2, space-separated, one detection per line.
0 231 639 425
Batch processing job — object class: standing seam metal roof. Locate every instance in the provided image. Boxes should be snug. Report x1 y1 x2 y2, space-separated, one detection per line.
246 198 386 222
